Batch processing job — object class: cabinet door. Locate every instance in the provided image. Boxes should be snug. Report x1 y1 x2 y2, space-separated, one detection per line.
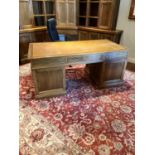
19 0 33 27
67 0 76 26
88 52 127 88
99 32 122 43
56 0 76 26
78 31 89 40
89 32 99 40
56 0 67 26
32 66 66 98
33 30 50 42
19 33 32 64
99 0 120 30
99 33 113 41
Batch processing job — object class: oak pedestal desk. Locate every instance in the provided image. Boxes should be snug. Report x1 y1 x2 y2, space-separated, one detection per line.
28 40 128 98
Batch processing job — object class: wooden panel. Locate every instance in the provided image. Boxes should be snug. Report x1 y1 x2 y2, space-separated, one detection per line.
99 33 113 41
35 68 64 91
89 32 99 39
68 2 76 25
78 27 123 43
19 33 33 64
31 57 67 69
88 52 127 88
78 30 89 40
56 0 76 26
32 66 66 98
103 59 125 81
33 30 50 42
19 0 33 26
99 2 112 29
98 0 120 30
126 62 135 72
56 1 67 25
67 53 105 64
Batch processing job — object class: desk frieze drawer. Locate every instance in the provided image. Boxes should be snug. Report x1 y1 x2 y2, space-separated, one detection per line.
31 57 67 69
67 54 105 64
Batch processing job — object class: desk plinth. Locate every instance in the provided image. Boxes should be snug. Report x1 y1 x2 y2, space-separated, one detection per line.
28 40 128 98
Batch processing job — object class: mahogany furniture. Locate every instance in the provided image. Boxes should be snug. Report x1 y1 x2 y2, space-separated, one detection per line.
28 40 128 98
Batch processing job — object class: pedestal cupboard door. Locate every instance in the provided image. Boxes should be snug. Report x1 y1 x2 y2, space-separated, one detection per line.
100 53 127 87
32 67 66 98
87 52 127 88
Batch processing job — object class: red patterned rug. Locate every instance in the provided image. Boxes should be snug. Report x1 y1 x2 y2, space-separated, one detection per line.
19 63 135 155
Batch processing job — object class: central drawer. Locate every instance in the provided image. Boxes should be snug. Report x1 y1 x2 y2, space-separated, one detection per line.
67 54 105 64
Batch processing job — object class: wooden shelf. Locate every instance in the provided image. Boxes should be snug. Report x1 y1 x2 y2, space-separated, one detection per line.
46 14 56 16
34 14 45 16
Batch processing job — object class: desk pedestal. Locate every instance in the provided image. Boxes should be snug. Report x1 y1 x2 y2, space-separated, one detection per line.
87 55 127 88
32 66 66 98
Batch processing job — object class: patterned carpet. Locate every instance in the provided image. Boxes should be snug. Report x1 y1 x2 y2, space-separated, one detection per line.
19 63 135 155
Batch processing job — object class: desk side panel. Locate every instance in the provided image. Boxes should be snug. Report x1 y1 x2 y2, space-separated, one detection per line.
32 66 66 98
88 51 128 88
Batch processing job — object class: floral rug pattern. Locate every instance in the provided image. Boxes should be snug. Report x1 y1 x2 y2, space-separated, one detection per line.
19 63 135 155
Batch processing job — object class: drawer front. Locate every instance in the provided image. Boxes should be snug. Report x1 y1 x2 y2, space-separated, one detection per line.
31 57 67 69
68 55 85 63
67 54 105 64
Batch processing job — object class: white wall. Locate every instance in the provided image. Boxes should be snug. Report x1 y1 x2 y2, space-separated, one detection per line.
116 0 135 63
